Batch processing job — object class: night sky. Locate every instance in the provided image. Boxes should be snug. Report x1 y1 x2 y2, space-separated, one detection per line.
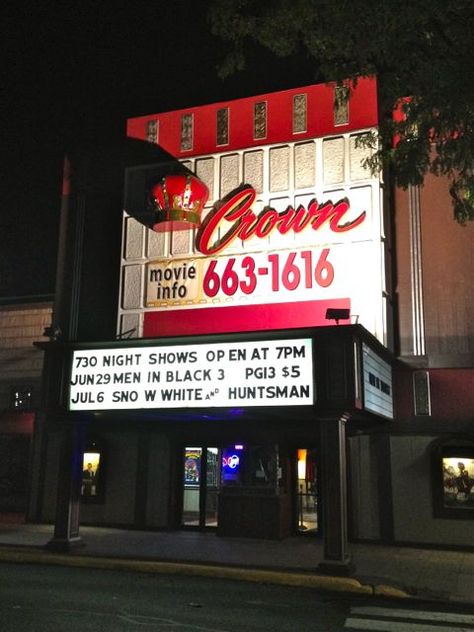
2 3 314 298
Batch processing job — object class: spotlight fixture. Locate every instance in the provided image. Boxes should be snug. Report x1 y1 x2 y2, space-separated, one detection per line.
325 308 350 325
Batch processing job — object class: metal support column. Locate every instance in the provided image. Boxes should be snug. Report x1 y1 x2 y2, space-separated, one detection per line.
318 414 354 575
46 421 85 552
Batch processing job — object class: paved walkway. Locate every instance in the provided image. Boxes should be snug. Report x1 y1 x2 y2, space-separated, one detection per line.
0 521 473 605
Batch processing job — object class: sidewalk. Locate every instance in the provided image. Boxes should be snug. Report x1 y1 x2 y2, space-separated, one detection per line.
0 521 473 605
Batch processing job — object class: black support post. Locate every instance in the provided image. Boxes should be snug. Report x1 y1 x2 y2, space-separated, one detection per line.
46 421 85 552
318 414 354 575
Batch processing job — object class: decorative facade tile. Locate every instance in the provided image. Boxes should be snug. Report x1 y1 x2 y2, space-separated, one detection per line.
293 94 307 134
254 101 267 140
216 107 229 146
180 113 193 151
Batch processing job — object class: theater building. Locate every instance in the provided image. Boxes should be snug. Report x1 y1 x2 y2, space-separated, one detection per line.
29 76 474 565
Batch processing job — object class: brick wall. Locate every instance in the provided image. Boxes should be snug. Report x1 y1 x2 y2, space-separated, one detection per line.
0 302 53 410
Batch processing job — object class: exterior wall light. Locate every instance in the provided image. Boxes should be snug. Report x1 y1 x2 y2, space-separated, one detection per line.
325 308 350 324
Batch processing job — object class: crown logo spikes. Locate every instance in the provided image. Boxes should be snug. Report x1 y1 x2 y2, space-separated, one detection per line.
150 174 209 232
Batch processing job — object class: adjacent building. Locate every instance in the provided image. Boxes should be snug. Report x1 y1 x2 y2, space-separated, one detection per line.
0 296 52 517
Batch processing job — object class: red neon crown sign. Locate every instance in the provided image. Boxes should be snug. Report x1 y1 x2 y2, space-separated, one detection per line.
150 174 209 232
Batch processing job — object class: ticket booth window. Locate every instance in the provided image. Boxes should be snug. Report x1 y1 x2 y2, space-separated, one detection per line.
220 445 279 490
221 446 243 485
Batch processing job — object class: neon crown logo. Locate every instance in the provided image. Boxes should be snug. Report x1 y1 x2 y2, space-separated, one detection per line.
149 175 366 255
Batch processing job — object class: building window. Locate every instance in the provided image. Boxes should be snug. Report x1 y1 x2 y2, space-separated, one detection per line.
146 120 159 144
11 387 33 410
180 113 193 151
216 107 229 146
334 85 349 126
253 101 267 140
293 94 307 134
432 442 474 519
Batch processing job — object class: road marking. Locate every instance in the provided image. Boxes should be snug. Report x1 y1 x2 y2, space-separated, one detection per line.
49 608 231 631
344 618 472 631
117 612 230 630
351 606 474 625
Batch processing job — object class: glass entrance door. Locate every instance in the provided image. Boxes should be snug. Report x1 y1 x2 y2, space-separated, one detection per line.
182 446 220 528
296 448 319 534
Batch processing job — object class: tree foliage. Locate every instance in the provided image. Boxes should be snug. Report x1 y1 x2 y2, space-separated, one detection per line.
209 0 474 223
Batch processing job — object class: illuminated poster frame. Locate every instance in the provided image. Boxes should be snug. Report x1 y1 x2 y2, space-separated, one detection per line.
80 436 105 504
442 456 474 509
433 444 474 519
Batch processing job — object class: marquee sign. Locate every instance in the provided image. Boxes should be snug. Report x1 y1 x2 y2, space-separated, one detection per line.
69 339 314 411
362 343 393 419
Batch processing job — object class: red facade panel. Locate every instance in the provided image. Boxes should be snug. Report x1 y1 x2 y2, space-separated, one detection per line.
143 298 351 337
127 77 378 156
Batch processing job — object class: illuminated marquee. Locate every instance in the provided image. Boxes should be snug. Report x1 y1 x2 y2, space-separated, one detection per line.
69 339 314 411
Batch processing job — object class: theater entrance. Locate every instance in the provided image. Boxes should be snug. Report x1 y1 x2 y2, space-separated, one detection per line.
181 446 220 528
179 444 319 536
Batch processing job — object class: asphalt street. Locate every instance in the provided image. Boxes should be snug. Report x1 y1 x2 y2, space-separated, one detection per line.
1 562 474 632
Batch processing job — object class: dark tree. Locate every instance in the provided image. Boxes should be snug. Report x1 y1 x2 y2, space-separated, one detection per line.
209 0 474 223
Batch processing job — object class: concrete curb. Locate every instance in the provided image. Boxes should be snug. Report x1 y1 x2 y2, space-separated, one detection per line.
0 546 411 598
373 584 411 599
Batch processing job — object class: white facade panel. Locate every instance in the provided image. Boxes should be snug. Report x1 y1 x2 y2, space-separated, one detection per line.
118 129 389 345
